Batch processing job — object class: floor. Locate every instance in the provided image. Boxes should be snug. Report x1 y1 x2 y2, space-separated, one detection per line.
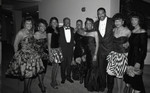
1 41 150 93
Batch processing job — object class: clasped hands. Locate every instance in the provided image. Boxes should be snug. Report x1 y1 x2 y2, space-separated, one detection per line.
127 63 142 77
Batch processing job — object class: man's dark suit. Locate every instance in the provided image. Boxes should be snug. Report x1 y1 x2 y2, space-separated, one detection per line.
59 26 74 82
94 17 114 92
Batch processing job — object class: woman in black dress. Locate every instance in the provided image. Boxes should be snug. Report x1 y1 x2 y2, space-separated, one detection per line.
72 19 86 83
34 18 48 93
83 18 99 92
124 13 148 93
47 17 63 89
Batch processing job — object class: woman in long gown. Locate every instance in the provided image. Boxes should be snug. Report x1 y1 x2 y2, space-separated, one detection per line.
34 18 48 93
5 17 44 93
106 13 131 93
72 19 86 83
83 18 99 92
124 13 148 93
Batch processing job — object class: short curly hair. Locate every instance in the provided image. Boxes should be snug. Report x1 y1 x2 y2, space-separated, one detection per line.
130 12 146 29
85 17 94 26
113 13 125 22
37 18 48 28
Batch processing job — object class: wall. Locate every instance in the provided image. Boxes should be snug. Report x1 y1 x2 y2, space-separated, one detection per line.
39 0 120 27
12 10 22 38
110 0 120 17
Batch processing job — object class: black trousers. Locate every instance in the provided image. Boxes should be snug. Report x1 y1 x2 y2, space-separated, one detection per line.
61 56 72 81
98 53 115 91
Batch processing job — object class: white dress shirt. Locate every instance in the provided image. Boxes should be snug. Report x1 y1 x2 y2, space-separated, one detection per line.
64 27 71 43
99 17 107 37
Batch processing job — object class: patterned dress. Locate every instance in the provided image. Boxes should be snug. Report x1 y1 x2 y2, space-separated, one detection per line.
34 38 48 60
34 38 48 73
106 36 128 78
5 35 44 79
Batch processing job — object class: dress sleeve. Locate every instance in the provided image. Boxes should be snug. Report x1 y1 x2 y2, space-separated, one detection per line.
140 33 148 62
46 27 53 34
138 33 148 68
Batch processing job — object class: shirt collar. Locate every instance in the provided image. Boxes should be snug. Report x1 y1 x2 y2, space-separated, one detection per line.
100 17 107 23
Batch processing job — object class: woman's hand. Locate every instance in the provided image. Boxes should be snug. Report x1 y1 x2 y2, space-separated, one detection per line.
127 66 135 77
71 60 76 65
74 28 78 33
134 68 142 75
92 55 97 67
134 63 140 69
92 55 97 62
81 55 86 62
75 57 81 64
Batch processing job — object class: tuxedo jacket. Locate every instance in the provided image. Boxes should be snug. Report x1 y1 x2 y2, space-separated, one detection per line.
59 26 74 57
94 17 114 56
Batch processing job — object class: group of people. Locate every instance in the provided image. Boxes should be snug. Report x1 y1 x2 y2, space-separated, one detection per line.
5 7 147 93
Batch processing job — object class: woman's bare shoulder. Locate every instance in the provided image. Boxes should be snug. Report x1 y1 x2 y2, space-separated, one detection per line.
141 29 146 33
34 31 40 36
17 29 25 36
124 27 131 33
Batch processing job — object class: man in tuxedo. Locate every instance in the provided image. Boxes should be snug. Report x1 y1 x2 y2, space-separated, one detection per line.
94 7 114 93
59 17 74 84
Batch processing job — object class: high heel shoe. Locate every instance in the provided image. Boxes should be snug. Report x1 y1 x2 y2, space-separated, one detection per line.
50 83 58 89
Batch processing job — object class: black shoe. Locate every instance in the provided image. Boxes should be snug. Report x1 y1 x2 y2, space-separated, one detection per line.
67 78 74 83
61 80 65 84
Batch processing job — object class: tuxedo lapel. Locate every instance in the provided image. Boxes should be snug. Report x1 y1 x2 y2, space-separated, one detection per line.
60 27 67 44
105 18 112 37
62 27 68 43
70 28 74 43
105 19 109 37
